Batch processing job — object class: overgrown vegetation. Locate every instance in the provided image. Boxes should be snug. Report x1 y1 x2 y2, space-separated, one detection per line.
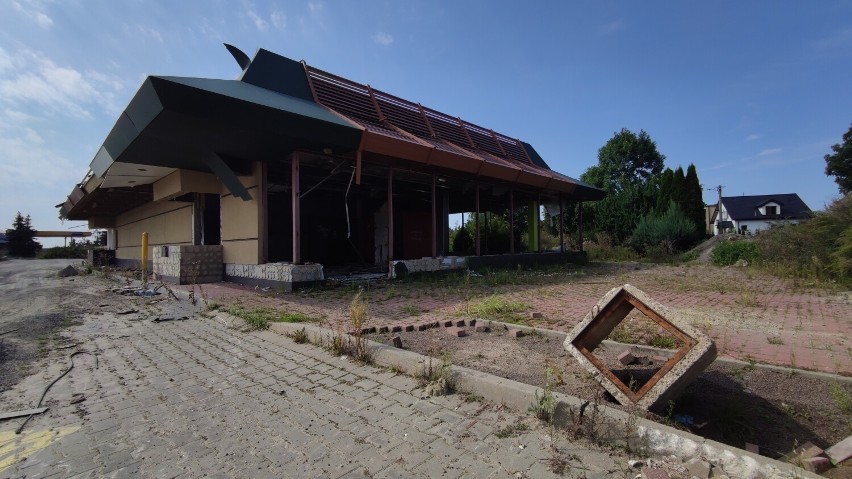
226 305 314 330
467 295 531 322
711 240 760 266
528 366 558 422
7 212 41 257
419 352 454 396
630 202 698 255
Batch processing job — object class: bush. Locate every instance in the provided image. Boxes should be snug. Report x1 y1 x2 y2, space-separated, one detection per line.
38 245 88 259
753 194 852 282
630 202 697 254
711 240 760 266
451 226 474 255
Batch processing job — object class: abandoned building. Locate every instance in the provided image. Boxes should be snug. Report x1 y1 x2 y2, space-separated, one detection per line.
58 46 605 290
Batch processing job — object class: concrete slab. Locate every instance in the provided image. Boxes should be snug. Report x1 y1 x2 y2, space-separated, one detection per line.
826 435 852 464
564 284 717 411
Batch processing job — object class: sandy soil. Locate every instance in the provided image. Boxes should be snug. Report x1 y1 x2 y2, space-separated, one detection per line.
368 323 852 463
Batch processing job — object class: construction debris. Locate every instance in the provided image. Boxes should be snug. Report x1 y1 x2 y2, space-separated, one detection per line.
564 284 717 411
827 435 852 464
0 407 48 421
57 265 78 277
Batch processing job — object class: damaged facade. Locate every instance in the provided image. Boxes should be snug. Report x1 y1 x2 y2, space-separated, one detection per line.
58 46 605 290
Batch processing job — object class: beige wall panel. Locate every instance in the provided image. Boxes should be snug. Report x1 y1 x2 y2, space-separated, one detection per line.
220 187 259 241
222 239 260 264
115 202 193 261
116 200 189 228
154 170 221 202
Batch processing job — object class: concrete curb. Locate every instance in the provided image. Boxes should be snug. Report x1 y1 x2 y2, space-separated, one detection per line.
267 320 819 479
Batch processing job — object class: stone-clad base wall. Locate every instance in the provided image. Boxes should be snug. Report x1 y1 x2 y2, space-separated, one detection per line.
153 245 223 284
225 263 324 292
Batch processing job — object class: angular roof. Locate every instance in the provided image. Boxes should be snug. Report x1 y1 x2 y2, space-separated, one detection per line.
60 47 604 220
721 194 812 220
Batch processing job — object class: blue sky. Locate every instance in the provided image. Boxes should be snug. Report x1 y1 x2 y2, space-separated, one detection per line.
1 1 850 245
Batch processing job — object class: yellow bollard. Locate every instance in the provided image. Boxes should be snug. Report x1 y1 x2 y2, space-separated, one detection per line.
141 232 149 284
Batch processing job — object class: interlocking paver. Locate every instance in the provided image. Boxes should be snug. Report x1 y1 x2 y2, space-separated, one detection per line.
0 278 632 479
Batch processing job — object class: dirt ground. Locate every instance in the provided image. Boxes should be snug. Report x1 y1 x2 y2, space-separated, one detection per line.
0 259 92 392
367 322 852 466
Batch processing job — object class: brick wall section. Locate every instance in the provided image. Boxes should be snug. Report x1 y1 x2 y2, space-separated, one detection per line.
153 245 223 284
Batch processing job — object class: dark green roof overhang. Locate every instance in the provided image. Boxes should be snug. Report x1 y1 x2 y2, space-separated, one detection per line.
90 75 362 177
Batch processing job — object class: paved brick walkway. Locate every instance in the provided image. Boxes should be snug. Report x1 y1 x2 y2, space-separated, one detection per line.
179 263 852 375
1 294 626 478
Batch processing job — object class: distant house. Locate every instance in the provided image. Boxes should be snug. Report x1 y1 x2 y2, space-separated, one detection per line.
704 204 717 235
713 194 812 235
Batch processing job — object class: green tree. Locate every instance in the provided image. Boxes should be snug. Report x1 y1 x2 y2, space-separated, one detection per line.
825 123 852 194
8 212 41 257
582 128 666 194
655 168 675 215
581 129 667 244
683 164 706 236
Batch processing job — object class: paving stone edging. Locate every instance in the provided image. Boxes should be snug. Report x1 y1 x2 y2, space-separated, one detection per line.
265 319 819 479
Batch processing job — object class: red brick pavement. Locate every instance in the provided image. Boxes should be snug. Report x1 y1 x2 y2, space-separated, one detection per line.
175 264 851 376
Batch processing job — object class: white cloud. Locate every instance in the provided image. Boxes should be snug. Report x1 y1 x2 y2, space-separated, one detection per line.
372 31 394 46
0 135 79 189
308 1 324 14
4 110 39 124
271 11 287 30
745 133 760 142
0 49 127 119
758 148 782 156
0 47 13 74
599 19 623 35
705 161 734 171
24 127 43 144
136 25 164 43
247 10 269 31
12 1 53 28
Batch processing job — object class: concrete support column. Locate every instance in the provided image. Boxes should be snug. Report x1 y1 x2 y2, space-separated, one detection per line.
509 189 515 254
559 196 564 253
387 167 394 264
527 200 540 253
579 202 584 253
475 184 481 256
431 174 437 258
292 152 301 265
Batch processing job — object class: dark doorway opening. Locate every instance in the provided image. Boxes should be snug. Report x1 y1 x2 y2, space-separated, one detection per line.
201 193 221 245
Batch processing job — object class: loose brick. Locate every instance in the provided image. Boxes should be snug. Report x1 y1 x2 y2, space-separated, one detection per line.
507 329 524 338
416 322 431 331
826 435 852 464
445 327 466 337
391 325 402 333
454 319 465 327
403 324 415 332
795 441 824 459
390 336 403 348
468 319 476 326
360 327 376 335
442 319 454 327
530 312 543 319
617 350 635 365
378 326 389 333
803 457 831 473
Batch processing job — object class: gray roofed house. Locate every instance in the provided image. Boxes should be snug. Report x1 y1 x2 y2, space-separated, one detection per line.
713 193 812 235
